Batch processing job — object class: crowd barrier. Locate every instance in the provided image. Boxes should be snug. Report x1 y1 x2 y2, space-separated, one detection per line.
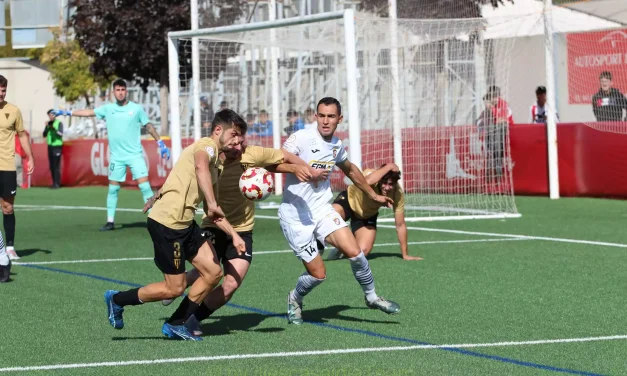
25 123 627 198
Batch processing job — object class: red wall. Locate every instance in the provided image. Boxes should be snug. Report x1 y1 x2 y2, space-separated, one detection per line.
26 123 627 198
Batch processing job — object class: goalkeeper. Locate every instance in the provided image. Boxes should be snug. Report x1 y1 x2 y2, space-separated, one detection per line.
326 163 423 261
53 79 170 231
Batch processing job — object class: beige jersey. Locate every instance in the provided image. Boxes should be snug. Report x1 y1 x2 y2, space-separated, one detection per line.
202 145 284 232
149 138 220 230
347 169 405 219
0 102 24 171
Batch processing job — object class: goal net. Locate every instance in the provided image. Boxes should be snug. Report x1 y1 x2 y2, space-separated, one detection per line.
168 10 521 222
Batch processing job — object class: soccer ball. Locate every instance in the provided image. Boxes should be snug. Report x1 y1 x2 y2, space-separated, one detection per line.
239 167 274 201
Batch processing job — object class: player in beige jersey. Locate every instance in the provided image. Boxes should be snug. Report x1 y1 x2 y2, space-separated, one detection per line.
328 163 423 261
103 109 246 341
0 75 34 282
157 143 326 335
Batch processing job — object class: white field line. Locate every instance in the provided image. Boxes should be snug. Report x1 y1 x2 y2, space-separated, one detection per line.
1 334 626 373
12 238 519 265
16 204 627 249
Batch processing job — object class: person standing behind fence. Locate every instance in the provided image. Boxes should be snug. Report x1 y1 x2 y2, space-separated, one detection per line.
592 71 627 122
43 109 63 189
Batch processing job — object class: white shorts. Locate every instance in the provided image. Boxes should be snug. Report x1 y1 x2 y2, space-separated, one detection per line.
279 204 348 263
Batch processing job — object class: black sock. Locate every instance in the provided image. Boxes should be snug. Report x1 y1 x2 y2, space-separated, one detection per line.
167 297 200 326
112 288 143 307
194 303 214 322
3 213 15 246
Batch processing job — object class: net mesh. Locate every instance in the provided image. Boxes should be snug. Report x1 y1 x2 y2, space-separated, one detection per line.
174 12 521 220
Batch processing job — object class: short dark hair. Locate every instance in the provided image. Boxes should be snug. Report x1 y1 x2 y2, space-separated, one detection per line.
286 109 299 118
536 86 546 95
380 165 401 184
112 79 127 88
211 109 247 135
600 71 612 81
0 75 8 87
316 97 342 116
259 110 268 115
246 113 255 121
486 85 501 100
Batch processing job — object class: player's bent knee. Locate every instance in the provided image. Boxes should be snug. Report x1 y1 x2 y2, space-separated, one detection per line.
222 278 241 299
165 279 187 297
201 267 223 286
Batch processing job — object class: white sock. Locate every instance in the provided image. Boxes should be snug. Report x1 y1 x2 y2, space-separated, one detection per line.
349 251 378 303
107 216 114 223
0 233 8 266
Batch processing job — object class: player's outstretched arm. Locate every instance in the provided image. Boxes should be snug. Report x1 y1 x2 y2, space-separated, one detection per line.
337 159 393 208
394 210 422 261
143 187 163 213
52 109 95 117
364 163 399 185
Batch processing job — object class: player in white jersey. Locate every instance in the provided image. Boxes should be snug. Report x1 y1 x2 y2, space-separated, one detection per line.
279 97 400 325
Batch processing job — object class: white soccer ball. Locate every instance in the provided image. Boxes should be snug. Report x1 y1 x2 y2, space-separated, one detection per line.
239 167 274 201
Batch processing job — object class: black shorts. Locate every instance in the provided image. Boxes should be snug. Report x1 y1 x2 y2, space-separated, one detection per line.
202 228 253 264
0 171 17 199
333 190 378 233
147 217 207 275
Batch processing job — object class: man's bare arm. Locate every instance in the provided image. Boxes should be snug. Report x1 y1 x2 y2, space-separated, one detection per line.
337 159 393 207
145 123 161 142
364 163 399 185
17 130 34 174
194 151 221 218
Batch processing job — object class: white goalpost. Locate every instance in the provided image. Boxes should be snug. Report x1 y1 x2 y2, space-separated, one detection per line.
167 9 521 222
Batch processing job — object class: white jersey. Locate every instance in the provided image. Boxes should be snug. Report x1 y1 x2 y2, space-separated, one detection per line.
279 127 348 224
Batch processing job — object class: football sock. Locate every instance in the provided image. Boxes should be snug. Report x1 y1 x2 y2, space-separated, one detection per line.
167 296 200 326
112 288 143 307
3 213 15 246
138 181 153 203
194 304 214 322
106 184 121 223
349 251 378 303
291 272 325 304
0 232 8 266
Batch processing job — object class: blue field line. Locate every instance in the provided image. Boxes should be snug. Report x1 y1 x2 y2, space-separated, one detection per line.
21 264 603 376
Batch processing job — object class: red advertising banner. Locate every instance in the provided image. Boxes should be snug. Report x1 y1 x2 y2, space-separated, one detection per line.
27 122 627 199
567 29 627 104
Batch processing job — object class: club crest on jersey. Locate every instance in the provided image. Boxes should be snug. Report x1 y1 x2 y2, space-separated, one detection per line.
333 148 338 158
128 111 134 116
205 146 215 157
334 218 341 225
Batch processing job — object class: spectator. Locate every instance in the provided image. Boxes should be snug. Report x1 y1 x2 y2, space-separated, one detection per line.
252 109 273 136
220 100 228 111
592 71 627 122
200 96 214 128
530 86 559 124
245 113 255 133
483 86 512 180
284 109 305 135
304 108 316 129
43 109 63 189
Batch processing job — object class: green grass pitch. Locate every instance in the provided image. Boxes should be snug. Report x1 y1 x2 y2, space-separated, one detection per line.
1 187 626 375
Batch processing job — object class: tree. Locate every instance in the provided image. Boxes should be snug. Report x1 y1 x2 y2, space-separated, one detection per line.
359 0 514 18
70 0 247 135
40 28 107 136
40 28 102 106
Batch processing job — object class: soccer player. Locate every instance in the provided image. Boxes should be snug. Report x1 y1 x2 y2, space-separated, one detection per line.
0 75 34 267
326 163 423 261
53 79 170 231
103 109 246 341
280 97 400 325
154 143 326 335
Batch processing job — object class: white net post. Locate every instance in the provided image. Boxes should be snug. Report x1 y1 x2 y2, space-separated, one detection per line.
388 0 403 186
344 8 362 169
269 0 283 195
543 0 560 200
191 0 202 142
167 35 182 163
